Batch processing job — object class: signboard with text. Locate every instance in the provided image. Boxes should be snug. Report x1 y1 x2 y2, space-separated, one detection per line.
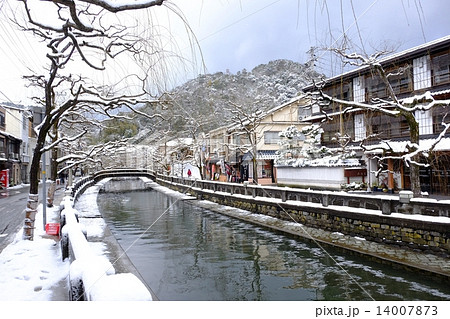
0 169 9 188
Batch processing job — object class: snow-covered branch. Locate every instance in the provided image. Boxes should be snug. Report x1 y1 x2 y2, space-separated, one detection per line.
317 91 400 117
41 128 88 153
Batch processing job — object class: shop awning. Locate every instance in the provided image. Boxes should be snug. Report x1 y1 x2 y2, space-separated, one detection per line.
257 150 279 160
241 150 280 161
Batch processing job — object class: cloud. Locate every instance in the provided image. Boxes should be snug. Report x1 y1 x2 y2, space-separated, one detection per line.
2 0 450 103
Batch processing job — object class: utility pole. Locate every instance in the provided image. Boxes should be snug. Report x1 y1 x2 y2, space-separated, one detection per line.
42 150 46 230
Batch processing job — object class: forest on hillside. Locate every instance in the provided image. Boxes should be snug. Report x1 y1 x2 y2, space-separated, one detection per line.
114 59 322 144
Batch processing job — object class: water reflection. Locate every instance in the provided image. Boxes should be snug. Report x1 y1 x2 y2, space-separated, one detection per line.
97 190 450 301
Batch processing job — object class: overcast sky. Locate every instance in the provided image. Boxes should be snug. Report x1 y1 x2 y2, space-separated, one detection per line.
1 0 450 104
174 0 450 75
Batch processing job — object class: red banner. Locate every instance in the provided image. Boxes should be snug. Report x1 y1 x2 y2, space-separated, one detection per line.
0 169 9 188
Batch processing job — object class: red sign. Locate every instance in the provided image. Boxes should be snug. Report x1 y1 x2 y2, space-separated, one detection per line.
0 169 9 188
45 223 60 236
344 168 367 177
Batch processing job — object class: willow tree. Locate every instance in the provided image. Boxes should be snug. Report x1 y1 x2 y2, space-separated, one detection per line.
15 0 195 240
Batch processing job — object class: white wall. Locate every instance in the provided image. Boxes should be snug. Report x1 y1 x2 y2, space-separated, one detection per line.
276 166 346 189
173 162 201 179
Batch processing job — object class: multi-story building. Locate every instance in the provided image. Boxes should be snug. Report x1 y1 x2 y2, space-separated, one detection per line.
206 96 309 184
0 104 29 186
0 103 49 187
299 35 450 194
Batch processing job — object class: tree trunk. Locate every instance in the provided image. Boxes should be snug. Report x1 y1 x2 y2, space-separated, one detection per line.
23 143 43 240
252 153 258 184
24 94 52 239
251 132 258 184
409 160 422 197
403 111 422 197
50 127 58 181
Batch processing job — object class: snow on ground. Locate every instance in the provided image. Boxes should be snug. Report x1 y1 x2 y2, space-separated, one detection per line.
0 202 69 301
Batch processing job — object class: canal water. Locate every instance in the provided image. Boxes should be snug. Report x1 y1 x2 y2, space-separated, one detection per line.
97 188 450 301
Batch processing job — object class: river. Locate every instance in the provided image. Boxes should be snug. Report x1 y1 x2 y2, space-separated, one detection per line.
97 188 450 301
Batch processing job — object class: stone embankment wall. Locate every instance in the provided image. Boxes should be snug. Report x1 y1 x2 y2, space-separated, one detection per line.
99 177 151 193
156 177 450 257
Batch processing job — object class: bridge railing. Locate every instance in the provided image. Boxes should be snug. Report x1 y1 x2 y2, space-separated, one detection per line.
61 170 154 301
154 172 450 218
70 168 450 218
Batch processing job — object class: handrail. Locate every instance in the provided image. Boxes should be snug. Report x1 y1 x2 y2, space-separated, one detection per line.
60 177 153 301
71 168 450 218
154 173 450 218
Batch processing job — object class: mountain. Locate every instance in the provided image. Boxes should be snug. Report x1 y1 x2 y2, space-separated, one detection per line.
136 59 322 138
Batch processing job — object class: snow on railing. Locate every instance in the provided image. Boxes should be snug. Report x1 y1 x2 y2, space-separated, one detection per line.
60 196 153 301
70 169 450 217
155 173 450 218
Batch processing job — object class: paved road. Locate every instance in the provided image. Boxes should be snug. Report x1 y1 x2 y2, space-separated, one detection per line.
0 185 31 252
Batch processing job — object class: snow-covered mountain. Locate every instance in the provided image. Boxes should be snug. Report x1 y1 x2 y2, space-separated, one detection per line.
137 59 322 136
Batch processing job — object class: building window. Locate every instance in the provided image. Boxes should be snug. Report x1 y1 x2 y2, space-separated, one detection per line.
415 109 433 135
366 75 387 100
353 76 366 102
413 55 431 90
0 110 5 129
0 137 5 154
298 106 312 119
232 133 241 147
370 115 410 139
323 82 353 101
354 114 366 141
431 50 450 86
321 119 340 145
264 131 281 144
389 64 413 95
432 108 450 134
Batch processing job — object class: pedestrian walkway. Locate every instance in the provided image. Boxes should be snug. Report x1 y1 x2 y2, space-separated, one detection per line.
0 185 69 301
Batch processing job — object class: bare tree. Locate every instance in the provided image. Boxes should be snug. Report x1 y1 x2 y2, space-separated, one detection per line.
225 101 265 184
311 47 450 197
15 0 194 240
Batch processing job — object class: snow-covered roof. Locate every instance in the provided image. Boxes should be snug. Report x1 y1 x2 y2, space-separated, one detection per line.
430 88 450 97
262 93 308 117
0 103 27 111
365 137 450 154
166 137 193 147
302 35 450 90
223 94 310 133
277 154 362 168
0 130 22 142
